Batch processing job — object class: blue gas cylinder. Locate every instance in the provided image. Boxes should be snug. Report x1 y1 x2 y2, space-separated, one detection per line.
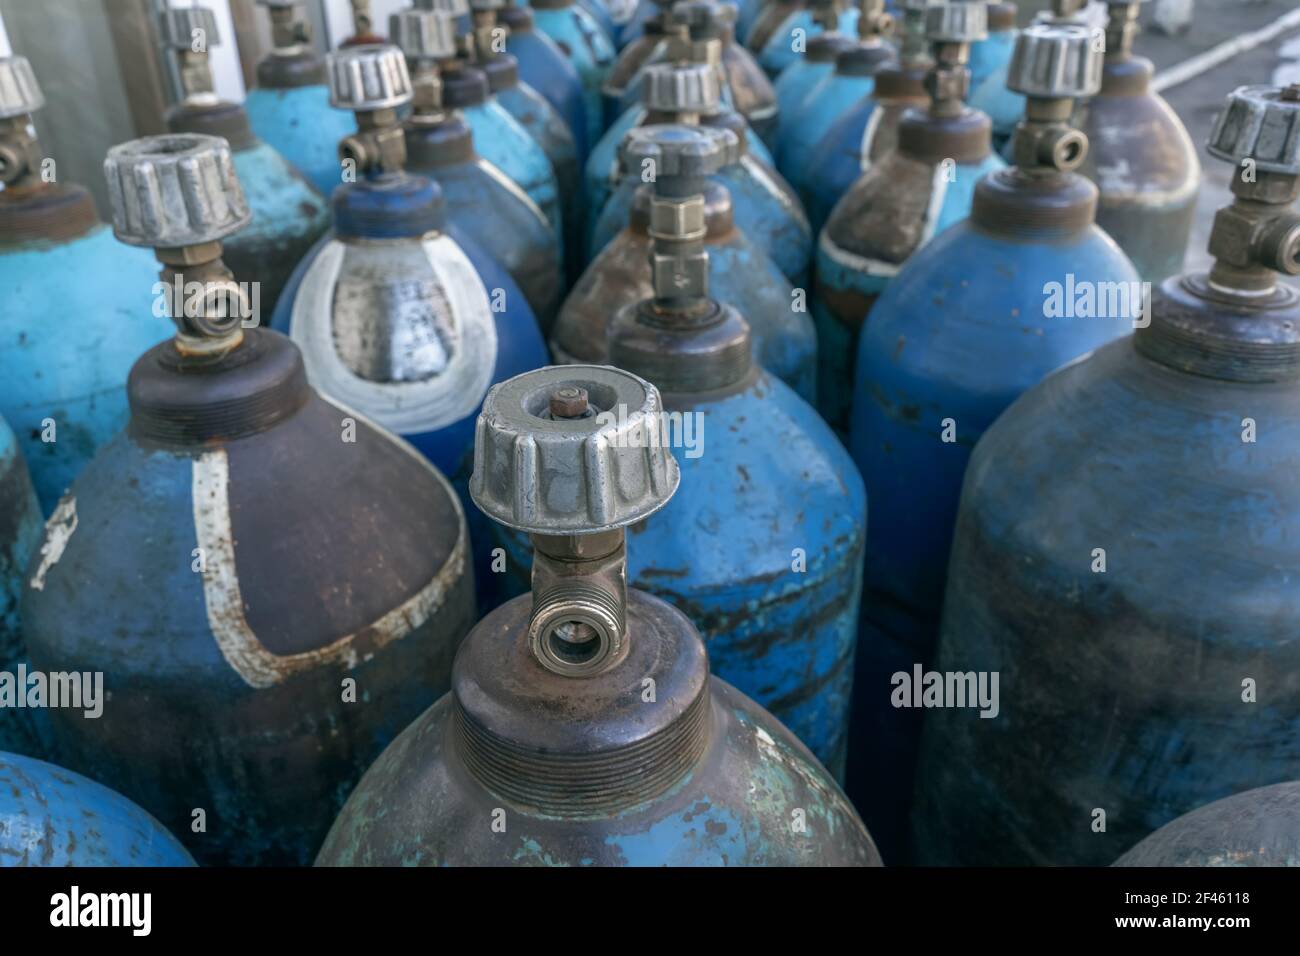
23 132 477 867
967 0 1023 157
0 416 43 758
967 2 1016 95
847 18 1137 861
391 8 565 327
0 57 174 514
589 92 773 227
404 112 563 333
813 5 1005 436
610 2 779 148
274 174 547 487
440 66 564 245
797 0 935 228
587 65 804 283
578 0 620 40
776 24 894 206
801 62 929 232
589 121 808 285
772 31 854 146
746 1 860 77
500 4 591 158
913 84 1300 867
1114 783 1300 867
159 6 329 318
0 752 194 866
969 46 1023 155
243 1 355 198
527 0 617 153
1076 0 1199 283
482 56 583 280
508 124 861 775
560 126 816 401
275 48 546 611
317 363 880 867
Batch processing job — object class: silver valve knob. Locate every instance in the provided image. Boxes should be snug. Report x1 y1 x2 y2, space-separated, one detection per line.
104 134 250 249
643 61 721 114
159 6 221 49
621 123 737 189
1207 84 1300 177
390 10 460 62
0 56 44 120
470 366 679 536
926 2 987 43
1007 19 1103 100
328 44 413 112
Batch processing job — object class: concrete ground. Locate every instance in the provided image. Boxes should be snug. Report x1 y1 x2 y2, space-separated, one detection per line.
1136 1 1300 273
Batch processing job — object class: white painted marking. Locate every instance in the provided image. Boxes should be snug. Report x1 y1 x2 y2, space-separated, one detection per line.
289 235 498 434
1154 7 1300 94
192 447 467 689
28 497 77 592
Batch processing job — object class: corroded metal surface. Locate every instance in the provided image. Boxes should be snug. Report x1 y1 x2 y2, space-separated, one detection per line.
317 592 880 866
22 330 478 866
554 188 816 401
1114 782 1300 867
0 752 194 866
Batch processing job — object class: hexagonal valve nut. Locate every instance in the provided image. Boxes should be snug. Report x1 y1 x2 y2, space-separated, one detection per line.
1007 19 1103 100
390 9 459 62
328 44 413 112
1208 84 1300 177
470 366 680 536
0 57 44 120
643 62 722 114
621 123 737 191
926 2 988 43
103 134 251 249
159 5 221 50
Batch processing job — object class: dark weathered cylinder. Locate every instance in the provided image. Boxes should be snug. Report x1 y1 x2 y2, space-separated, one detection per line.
1076 0 1200 282
1114 782 1300 867
22 134 476 866
317 365 880 866
914 83 1300 865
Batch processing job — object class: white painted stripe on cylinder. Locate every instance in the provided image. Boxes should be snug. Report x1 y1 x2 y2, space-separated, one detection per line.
192 447 467 689
857 106 884 172
289 235 498 435
477 158 550 227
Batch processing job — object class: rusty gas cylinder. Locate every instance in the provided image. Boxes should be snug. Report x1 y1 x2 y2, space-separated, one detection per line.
1076 0 1199 282
21 133 476 866
914 82 1300 865
316 364 881 866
